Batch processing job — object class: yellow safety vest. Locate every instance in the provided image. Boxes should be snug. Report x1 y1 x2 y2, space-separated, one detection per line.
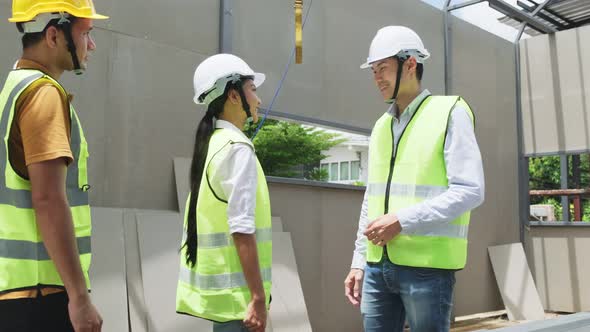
176 128 272 322
0 69 92 293
367 96 474 269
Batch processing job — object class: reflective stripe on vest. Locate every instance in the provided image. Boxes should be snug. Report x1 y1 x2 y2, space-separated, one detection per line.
0 69 92 293
367 182 448 200
0 236 91 260
366 95 474 269
176 128 272 323
181 228 273 249
179 266 272 290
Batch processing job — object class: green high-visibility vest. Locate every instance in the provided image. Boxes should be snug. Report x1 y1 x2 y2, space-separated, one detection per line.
367 96 474 269
176 128 272 322
0 69 92 293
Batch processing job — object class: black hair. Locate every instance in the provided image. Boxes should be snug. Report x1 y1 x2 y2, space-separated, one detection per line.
182 77 249 268
416 63 424 81
16 16 78 49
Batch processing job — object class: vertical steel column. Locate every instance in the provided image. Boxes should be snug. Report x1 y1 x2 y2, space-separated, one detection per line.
561 155 570 221
514 0 554 241
219 0 234 53
443 0 453 95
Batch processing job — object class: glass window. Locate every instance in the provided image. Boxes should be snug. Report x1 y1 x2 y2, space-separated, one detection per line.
330 163 338 181
351 160 360 180
340 162 350 181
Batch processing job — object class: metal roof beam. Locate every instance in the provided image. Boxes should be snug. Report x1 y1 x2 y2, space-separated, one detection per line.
489 0 557 33
528 0 577 26
517 1 569 29
515 0 555 40
573 17 590 28
448 0 486 11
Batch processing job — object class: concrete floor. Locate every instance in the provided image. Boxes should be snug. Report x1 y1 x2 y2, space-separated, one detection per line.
450 311 564 331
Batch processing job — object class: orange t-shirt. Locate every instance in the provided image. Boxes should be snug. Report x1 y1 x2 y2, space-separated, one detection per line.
0 59 74 300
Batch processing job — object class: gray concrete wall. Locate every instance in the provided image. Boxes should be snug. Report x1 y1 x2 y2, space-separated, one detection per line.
0 0 217 210
233 0 445 130
448 14 521 316
267 181 365 332
0 1 22 78
525 225 590 313
520 25 590 156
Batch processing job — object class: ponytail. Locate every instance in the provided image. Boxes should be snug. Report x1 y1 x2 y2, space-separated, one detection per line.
182 99 223 267
182 77 250 267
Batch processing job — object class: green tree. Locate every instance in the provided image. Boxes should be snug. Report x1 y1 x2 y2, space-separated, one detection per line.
244 119 345 178
528 156 560 193
308 167 329 182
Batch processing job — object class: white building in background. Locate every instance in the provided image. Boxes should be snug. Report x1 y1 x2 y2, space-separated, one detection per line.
320 131 369 185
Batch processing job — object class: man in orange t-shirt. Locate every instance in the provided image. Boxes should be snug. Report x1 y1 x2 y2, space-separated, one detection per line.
0 1 108 331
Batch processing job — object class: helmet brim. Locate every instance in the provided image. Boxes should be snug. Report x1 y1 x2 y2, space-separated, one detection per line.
80 13 109 20
9 12 108 23
253 73 265 87
360 54 390 70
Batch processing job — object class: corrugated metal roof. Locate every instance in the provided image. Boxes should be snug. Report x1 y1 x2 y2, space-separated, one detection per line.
496 0 590 36
550 0 590 22
498 16 543 36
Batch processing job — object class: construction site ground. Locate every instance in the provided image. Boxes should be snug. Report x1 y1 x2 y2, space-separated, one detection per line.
449 310 564 331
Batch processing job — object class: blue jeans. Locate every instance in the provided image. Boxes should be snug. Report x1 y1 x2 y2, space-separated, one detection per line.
361 250 456 332
213 320 248 332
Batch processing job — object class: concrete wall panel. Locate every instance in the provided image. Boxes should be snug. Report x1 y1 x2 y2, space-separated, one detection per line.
525 226 590 312
521 26 590 155
449 15 520 316
61 33 205 209
94 0 219 56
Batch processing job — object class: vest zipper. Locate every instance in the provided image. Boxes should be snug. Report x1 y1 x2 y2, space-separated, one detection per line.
383 117 396 214
383 95 432 214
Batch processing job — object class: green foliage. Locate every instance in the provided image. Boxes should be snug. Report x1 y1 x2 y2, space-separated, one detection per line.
528 156 561 191
308 167 329 182
529 155 590 221
244 119 345 178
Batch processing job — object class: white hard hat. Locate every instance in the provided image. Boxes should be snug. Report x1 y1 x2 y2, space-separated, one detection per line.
193 54 265 105
360 26 430 69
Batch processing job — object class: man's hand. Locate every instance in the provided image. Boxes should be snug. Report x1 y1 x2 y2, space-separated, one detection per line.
243 297 267 332
344 269 364 307
68 294 103 332
363 214 402 246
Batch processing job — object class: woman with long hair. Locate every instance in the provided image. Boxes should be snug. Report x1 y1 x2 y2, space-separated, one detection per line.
176 54 272 332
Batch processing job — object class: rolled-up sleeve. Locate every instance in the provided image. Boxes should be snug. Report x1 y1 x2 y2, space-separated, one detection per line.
210 143 258 234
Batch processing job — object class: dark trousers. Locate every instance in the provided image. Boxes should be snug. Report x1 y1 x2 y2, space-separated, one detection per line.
0 291 74 332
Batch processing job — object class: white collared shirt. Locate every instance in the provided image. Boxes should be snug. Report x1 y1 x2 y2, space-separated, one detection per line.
209 120 257 234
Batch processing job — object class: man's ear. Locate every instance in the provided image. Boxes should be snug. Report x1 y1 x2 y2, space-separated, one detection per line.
44 25 60 49
405 56 418 76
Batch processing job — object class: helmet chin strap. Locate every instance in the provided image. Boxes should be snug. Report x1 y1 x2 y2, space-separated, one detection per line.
57 15 84 75
226 74 253 122
385 56 407 105
235 82 252 123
